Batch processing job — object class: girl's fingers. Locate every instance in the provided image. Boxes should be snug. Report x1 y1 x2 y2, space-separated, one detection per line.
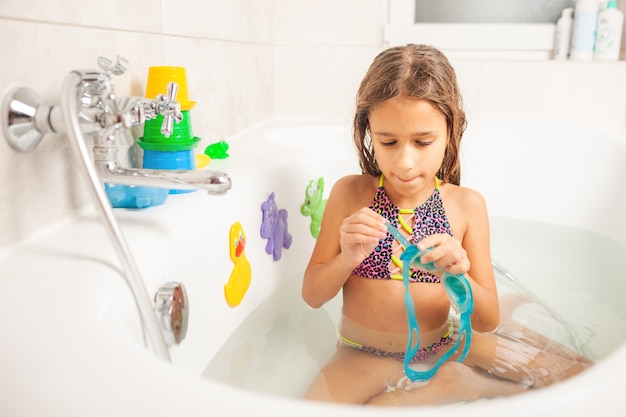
344 208 387 238
338 208 389 267
417 234 469 274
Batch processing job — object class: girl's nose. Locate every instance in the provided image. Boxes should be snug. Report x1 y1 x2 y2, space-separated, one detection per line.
396 145 416 171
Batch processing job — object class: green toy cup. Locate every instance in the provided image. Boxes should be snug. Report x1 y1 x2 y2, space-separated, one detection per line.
137 110 200 152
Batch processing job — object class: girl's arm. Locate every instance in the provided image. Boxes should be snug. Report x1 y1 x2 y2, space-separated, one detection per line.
418 189 500 332
302 177 387 309
461 191 500 332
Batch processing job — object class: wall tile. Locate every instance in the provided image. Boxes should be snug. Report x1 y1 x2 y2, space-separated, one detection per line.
0 0 161 33
161 0 273 43
273 45 378 122
161 37 274 145
273 0 380 45
0 18 163 248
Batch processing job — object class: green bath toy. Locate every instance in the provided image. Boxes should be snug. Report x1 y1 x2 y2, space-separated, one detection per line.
301 177 327 239
204 140 229 159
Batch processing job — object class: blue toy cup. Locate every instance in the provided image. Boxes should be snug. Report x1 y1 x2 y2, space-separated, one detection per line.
142 149 197 194
105 184 169 209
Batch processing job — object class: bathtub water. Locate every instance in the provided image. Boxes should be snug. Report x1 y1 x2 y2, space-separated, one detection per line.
490 217 626 360
202 217 626 399
1 119 626 416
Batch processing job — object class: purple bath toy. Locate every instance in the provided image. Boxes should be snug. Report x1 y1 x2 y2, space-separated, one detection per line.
260 192 293 261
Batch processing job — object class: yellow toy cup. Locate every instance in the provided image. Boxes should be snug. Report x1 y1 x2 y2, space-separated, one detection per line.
145 66 196 111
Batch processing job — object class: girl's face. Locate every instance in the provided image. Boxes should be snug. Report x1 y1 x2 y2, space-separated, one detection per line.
368 95 448 204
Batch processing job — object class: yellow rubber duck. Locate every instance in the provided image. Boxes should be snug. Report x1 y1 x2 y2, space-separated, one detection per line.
224 222 251 307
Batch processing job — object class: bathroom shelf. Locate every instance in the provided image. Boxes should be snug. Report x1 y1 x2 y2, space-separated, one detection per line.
384 22 626 62
384 23 556 60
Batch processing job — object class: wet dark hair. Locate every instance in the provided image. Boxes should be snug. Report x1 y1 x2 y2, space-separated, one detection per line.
353 44 467 185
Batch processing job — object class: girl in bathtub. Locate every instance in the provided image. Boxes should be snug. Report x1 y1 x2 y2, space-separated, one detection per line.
301 43 591 406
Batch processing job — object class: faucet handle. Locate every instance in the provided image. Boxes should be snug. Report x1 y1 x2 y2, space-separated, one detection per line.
97 56 129 76
154 82 183 138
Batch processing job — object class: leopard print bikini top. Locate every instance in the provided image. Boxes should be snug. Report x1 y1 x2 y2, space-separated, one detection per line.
351 175 453 283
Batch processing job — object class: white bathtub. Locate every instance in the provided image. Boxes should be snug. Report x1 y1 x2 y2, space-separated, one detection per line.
1 119 625 416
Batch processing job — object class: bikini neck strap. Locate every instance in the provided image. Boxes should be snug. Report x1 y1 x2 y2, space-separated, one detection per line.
378 175 441 190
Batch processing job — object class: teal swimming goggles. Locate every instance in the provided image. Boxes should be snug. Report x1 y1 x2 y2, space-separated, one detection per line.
386 221 474 382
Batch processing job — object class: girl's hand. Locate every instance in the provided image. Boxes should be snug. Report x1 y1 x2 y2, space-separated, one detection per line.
416 234 470 276
339 208 387 269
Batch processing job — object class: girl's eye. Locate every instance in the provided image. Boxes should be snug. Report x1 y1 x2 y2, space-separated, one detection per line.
380 141 396 147
416 140 433 146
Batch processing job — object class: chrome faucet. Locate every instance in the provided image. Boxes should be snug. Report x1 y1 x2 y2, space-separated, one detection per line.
3 56 231 194
1 56 232 361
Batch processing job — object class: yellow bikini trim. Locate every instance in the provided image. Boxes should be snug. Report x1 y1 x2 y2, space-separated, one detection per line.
339 320 453 349
391 254 404 280
339 334 362 348
441 319 454 338
397 215 412 234
378 174 441 212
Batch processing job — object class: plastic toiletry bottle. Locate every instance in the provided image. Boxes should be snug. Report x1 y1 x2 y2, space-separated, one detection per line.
570 0 599 60
554 7 574 59
594 0 624 60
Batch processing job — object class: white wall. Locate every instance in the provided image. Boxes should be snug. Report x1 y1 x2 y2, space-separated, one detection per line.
272 0 386 122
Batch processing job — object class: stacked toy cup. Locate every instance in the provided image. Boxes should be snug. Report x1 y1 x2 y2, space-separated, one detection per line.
138 66 201 194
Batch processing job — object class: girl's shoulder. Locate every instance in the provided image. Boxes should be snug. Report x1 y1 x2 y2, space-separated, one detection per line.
439 182 489 238
329 174 379 205
333 174 378 193
440 182 487 212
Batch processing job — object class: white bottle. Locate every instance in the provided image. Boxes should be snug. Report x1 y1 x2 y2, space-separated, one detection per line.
571 0 599 60
594 0 624 60
554 7 574 59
